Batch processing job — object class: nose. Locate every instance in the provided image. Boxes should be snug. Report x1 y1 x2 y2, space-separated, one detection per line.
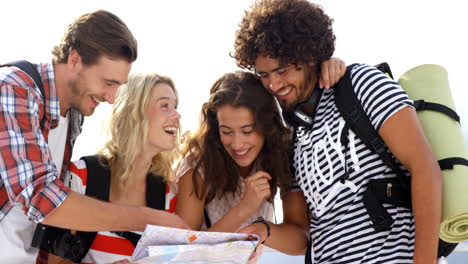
171 108 181 120
104 86 118 104
268 73 284 94
231 133 244 151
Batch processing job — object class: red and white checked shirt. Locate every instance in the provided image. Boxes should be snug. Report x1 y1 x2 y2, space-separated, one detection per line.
0 62 83 223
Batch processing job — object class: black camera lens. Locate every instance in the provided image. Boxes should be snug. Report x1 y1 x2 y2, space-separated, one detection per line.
53 232 85 262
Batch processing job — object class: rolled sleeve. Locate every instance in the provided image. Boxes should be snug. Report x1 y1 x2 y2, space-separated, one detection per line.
28 176 70 223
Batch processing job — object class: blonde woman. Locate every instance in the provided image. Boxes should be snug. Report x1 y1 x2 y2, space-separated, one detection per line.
48 73 186 264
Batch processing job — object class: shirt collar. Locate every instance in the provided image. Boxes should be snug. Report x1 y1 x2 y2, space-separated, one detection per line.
39 61 61 127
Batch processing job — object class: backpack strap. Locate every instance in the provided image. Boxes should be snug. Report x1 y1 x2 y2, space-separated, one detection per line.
439 157 468 170
81 155 111 200
334 63 461 257
112 231 142 248
334 64 408 183
81 156 167 248
334 64 408 232
146 174 166 210
70 155 111 260
1 60 47 128
31 155 169 259
413 100 460 123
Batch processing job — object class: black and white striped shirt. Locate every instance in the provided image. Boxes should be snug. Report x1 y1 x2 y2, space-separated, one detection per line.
292 64 415 264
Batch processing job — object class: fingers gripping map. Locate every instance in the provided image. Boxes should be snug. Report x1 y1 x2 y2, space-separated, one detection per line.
132 225 259 264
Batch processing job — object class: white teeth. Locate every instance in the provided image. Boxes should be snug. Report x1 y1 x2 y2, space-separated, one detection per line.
277 87 291 96
235 149 248 155
164 127 177 133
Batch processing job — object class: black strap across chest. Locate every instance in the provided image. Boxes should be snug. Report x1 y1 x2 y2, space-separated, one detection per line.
334 63 468 182
1 60 47 128
331 63 461 258
77 155 167 254
334 64 409 187
83 155 166 242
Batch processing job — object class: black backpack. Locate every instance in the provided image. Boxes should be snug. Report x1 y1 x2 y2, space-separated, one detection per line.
31 155 167 262
334 63 462 258
1 60 46 127
302 63 461 264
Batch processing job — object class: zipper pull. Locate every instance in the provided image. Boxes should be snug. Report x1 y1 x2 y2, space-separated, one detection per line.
387 183 392 198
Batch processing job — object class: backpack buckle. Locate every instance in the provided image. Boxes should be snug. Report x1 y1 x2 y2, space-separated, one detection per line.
371 137 386 154
348 107 361 122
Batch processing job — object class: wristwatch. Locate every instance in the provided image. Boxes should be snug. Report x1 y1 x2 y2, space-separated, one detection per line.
252 217 271 243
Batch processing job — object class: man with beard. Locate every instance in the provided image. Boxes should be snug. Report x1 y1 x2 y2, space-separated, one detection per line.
234 0 441 263
0 10 187 264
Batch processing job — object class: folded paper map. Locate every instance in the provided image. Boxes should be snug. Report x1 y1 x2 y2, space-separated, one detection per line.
131 225 259 264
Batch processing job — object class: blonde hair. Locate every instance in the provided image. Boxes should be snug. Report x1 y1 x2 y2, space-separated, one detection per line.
98 72 180 186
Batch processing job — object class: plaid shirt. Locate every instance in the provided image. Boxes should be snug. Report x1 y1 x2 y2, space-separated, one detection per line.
0 62 83 223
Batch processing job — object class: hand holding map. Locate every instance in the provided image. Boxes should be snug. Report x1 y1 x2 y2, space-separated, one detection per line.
132 225 259 264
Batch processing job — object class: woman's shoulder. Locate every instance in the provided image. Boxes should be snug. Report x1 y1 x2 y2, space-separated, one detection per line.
69 159 88 184
174 154 204 181
64 159 89 194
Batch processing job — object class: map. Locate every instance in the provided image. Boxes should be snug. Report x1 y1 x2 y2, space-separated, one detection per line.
131 225 259 264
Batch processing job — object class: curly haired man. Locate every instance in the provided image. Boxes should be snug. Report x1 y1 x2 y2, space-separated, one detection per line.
234 1 441 264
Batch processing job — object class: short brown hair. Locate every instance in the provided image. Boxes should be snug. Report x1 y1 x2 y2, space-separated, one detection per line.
233 0 335 70
52 10 138 65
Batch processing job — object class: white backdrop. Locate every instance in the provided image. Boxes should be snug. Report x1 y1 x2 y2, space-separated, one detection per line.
1 0 467 160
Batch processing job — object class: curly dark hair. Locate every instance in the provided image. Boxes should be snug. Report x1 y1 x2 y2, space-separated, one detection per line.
233 0 335 70
183 71 292 203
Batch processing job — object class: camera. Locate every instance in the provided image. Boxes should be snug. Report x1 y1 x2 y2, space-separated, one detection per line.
31 223 89 262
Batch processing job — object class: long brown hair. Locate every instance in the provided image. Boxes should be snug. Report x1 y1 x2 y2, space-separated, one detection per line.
52 10 138 65
183 71 291 203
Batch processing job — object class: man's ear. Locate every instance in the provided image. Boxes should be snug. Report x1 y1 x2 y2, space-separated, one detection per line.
67 49 82 73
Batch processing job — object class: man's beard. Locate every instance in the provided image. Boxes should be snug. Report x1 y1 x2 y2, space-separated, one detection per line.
280 96 297 111
67 78 88 115
296 65 316 105
281 65 317 111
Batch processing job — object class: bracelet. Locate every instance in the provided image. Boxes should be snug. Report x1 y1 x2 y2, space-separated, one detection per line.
252 217 271 243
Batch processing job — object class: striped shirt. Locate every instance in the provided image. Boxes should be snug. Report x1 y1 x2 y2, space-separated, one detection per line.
292 64 415 263
0 62 82 223
66 159 177 264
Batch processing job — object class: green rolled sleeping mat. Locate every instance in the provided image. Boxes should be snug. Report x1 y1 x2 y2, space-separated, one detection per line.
398 64 468 243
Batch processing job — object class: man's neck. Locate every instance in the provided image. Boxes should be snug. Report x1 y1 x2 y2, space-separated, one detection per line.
298 80 318 115
53 62 70 117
